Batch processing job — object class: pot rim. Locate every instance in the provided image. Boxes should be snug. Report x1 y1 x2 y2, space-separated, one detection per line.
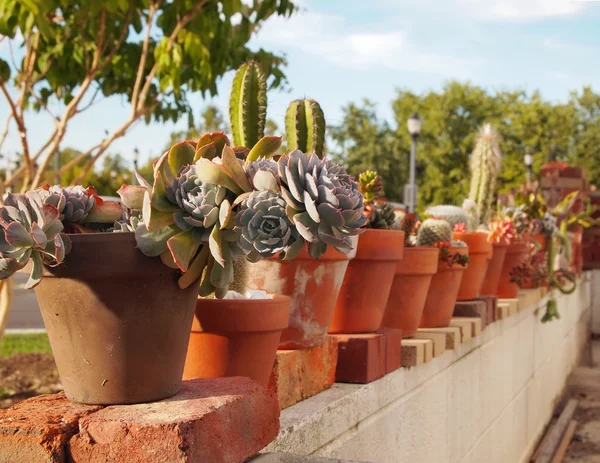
194 294 291 333
355 228 405 261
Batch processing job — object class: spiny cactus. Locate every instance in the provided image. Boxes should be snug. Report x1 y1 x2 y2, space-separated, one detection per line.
358 170 384 205
416 218 452 246
367 202 396 230
425 205 469 231
468 124 502 225
462 199 479 232
285 99 326 158
229 61 267 149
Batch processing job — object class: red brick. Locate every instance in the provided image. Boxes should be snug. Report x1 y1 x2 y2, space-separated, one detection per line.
68 377 279 463
453 300 488 327
0 378 280 463
332 334 386 384
268 336 338 410
377 328 403 374
0 393 101 463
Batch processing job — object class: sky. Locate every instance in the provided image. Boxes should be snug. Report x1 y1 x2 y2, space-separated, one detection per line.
1 0 600 169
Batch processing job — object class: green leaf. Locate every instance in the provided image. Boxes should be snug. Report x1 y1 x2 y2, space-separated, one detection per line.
134 224 179 257
168 141 195 178
209 226 224 267
178 244 209 289
192 159 243 195
246 136 283 164
167 230 200 272
0 58 11 82
221 145 253 192
24 252 43 289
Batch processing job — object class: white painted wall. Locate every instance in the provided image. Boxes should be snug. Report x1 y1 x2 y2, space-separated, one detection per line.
591 270 600 335
266 272 593 463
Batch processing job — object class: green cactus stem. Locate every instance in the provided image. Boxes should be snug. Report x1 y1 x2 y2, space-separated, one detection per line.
468 124 502 225
285 99 326 158
229 61 267 149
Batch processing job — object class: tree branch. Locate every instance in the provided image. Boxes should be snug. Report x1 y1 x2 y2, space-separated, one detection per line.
136 0 206 112
131 2 161 111
0 113 13 154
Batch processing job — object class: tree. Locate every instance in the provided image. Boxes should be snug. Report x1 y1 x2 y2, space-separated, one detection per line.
0 0 298 192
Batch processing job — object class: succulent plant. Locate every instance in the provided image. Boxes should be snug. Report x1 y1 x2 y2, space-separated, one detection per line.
468 124 502 225
358 170 384 205
426 205 469 232
37 185 96 224
235 190 304 261
366 202 396 230
277 150 366 258
246 159 280 191
230 61 267 149
285 99 326 158
416 218 452 247
0 193 71 288
398 213 418 247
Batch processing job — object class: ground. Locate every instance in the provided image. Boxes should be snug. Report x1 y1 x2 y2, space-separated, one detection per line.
0 333 61 409
565 340 600 462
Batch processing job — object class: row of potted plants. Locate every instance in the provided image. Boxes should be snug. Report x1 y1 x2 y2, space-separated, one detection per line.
0 63 592 408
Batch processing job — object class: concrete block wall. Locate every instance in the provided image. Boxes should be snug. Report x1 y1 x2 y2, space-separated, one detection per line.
265 272 593 463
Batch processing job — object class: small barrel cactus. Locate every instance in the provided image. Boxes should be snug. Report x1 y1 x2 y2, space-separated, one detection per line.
277 150 366 258
285 99 326 158
426 205 469 232
229 61 267 149
468 124 502 225
366 202 396 230
416 218 452 246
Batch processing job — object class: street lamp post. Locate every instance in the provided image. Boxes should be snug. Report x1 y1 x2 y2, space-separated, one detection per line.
524 152 533 187
405 112 422 212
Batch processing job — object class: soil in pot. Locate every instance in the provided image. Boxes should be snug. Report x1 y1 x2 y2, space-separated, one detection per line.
380 246 439 337
420 246 469 328
496 240 529 298
183 295 290 387
34 233 200 405
329 229 405 334
248 238 357 349
453 231 492 301
480 242 509 296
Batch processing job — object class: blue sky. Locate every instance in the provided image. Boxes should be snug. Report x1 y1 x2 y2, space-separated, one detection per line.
1 0 600 169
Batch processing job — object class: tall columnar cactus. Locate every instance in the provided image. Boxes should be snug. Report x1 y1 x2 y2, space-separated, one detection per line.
229 61 267 148
468 124 502 225
416 218 452 246
425 205 469 231
285 99 326 158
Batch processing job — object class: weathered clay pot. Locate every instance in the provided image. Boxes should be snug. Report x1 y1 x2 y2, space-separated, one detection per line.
33 233 199 405
420 246 469 328
329 229 405 334
453 231 492 301
183 295 290 387
381 246 439 337
496 240 529 298
248 237 358 349
480 241 509 296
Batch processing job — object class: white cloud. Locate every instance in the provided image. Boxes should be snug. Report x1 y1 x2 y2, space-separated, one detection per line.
253 11 476 78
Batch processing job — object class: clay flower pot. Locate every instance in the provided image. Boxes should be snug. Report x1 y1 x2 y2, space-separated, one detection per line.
453 231 492 301
248 237 358 349
329 229 405 334
496 240 529 298
33 233 200 405
381 246 439 337
183 295 290 387
420 246 469 328
481 241 509 296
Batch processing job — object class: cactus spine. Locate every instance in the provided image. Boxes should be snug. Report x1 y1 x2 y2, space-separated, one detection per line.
285 99 326 158
229 61 267 148
416 218 452 246
468 124 502 225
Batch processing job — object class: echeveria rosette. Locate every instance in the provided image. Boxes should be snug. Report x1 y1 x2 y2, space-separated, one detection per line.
236 190 304 262
277 150 366 259
37 185 96 223
0 193 71 289
133 135 283 296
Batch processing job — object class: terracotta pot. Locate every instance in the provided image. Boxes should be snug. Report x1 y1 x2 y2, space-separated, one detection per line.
453 231 492 301
381 246 439 337
420 246 469 328
496 240 529 298
183 295 290 387
248 237 358 349
33 233 199 405
329 229 405 334
481 241 509 296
